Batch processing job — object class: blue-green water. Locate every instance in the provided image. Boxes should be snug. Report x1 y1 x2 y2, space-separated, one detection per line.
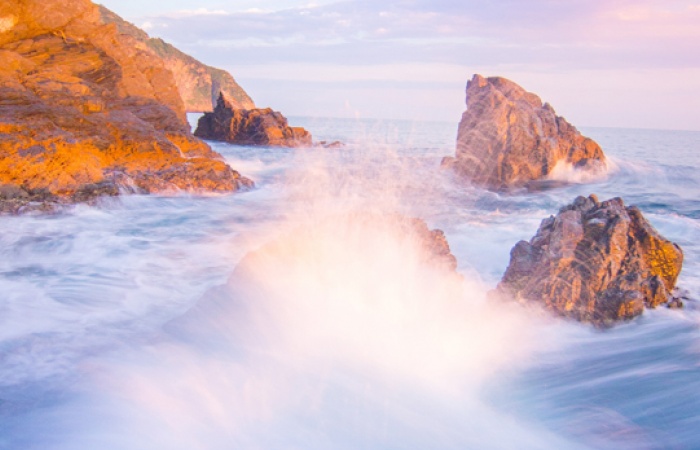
0 118 698 449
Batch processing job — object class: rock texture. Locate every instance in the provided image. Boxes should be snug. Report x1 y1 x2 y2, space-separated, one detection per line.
97 5 254 112
195 94 312 147
497 195 684 325
444 74 606 189
0 0 252 212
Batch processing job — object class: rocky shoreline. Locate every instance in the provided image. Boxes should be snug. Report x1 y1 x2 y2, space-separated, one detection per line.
0 3 690 326
0 0 254 213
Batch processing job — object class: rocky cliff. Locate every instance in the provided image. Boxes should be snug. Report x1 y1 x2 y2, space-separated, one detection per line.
444 75 606 189
497 195 684 326
195 94 312 147
0 0 252 212
97 5 254 112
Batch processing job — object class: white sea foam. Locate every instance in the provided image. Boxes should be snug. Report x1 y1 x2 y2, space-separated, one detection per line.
2 121 700 449
43 211 551 449
546 156 618 184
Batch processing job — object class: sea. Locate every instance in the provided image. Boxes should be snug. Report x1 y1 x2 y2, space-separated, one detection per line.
1 116 699 449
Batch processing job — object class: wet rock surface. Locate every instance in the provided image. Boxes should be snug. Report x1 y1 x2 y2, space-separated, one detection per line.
195 94 312 147
444 74 606 189
497 195 684 326
0 0 252 213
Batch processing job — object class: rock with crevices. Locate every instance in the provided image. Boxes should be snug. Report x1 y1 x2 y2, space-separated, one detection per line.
444 74 606 189
195 94 312 147
0 0 253 213
496 195 684 325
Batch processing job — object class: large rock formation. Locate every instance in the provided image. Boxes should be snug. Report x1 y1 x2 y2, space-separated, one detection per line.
444 74 606 189
497 195 684 326
0 0 252 212
195 94 312 147
97 5 254 112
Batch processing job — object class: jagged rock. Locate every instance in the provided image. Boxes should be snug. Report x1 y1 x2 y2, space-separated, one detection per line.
0 0 252 212
444 74 606 189
97 5 254 112
497 195 684 326
195 94 312 147
397 215 458 273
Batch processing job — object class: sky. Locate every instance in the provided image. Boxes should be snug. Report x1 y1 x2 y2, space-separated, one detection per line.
97 0 700 130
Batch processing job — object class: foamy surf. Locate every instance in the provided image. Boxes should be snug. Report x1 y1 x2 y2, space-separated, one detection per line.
546 156 618 184
1 121 699 449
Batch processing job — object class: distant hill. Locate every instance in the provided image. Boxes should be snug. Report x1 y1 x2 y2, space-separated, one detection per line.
98 5 255 112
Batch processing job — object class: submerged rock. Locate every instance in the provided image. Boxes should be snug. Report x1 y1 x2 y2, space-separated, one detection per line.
195 94 312 147
444 74 606 189
316 140 344 149
496 195 684 326
0 0 252 212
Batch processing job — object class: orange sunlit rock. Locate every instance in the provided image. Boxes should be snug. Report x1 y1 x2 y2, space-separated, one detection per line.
0 0 252 213
96 5 255 113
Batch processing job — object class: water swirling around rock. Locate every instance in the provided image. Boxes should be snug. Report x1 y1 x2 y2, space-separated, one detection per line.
0 118 699 449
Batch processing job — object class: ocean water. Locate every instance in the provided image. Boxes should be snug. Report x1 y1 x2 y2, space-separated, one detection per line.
1 117 699 449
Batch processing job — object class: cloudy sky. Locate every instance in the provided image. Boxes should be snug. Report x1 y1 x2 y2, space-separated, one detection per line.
98 0 700 130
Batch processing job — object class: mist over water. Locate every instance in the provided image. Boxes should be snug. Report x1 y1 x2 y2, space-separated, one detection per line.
1 118 700 449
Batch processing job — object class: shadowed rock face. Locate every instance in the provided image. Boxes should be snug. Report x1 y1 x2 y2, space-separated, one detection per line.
97 5 254 112
0 0 252 212
497 195 684 326
444 74 606 189
195 94 312 147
